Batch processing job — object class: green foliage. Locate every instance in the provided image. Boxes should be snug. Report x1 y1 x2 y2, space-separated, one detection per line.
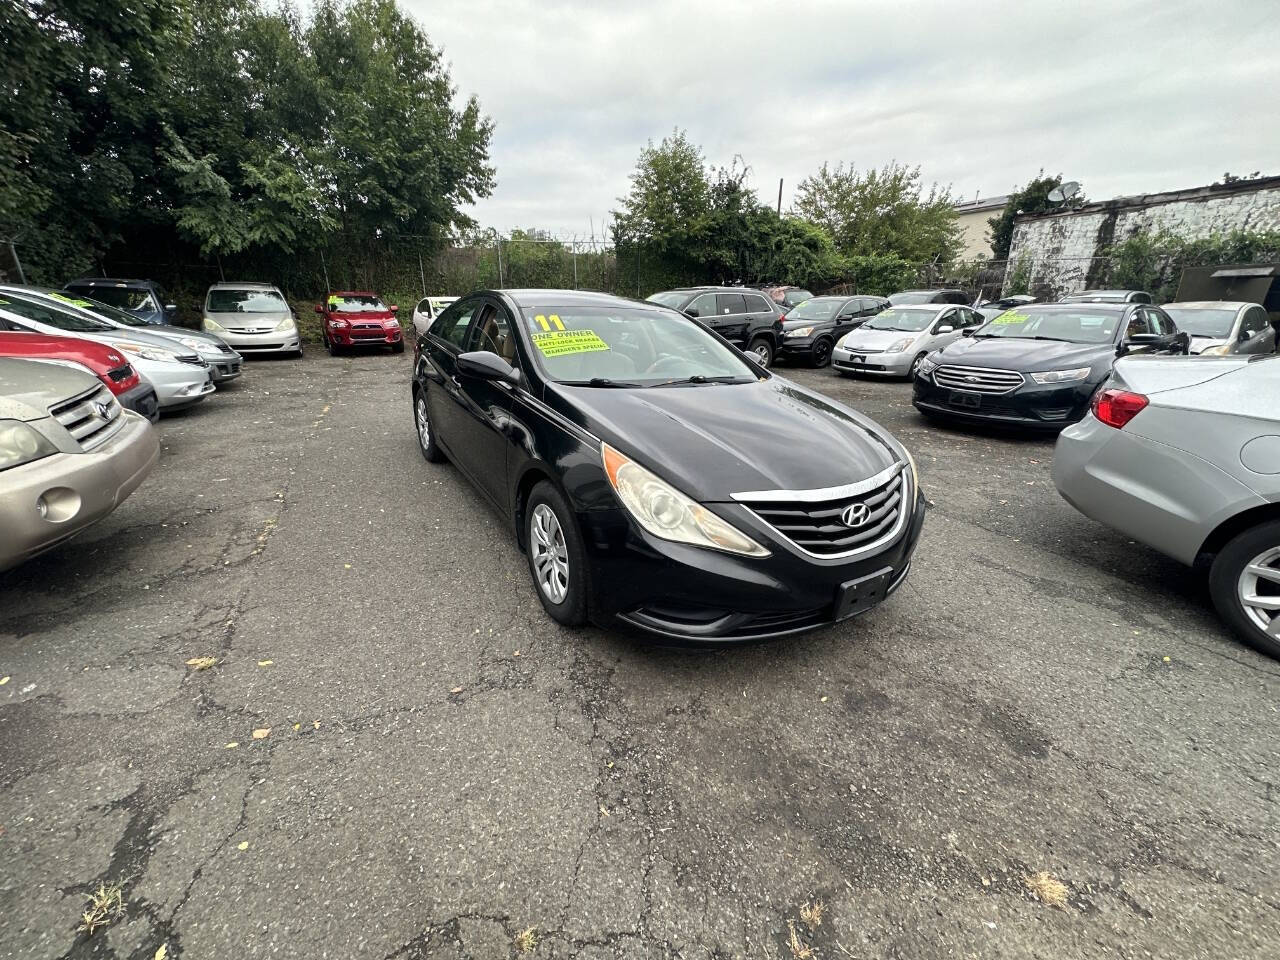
844 254 918 297
1004 254 1033 295
1105 228 1280 302
988 174 1079 260
2 0 493 284
791 162 961 264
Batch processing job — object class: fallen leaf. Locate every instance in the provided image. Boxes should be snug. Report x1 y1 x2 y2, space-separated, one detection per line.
185 657 217 671
292 723 301 731
155 944 168 960
224 742 239 749
450 686 463 695
0 676 8 685
343 563 352 569
236 841 249 851
981 877 991 887
1162 656 1171 663
312 720 321 730
257 660 273 667
819 696 829 703
599 805 610 817
252 728 270 739
513 650 521 657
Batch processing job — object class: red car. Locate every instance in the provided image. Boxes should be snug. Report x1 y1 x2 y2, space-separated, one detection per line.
0 330 159 420
315 291 404 355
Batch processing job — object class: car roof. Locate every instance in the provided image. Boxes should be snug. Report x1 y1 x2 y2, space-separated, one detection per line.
1162 301 1251 309
500 289 654 309
885 302 953 311
66 277 157 288
208 281 277 289
1020 302 1129 312
896 288 964 294
330 290 378 297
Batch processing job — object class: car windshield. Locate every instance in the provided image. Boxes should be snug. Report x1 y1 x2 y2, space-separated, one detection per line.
783 290 813 306
976 307 1121 343
67 285 152 311
207 289 287 313
47 291 149 327
1162 307 1237 339
329 294 387 313
0 293 115 332
861 308 937 332
521 305 757 386
645 291 690 309
787 299 840 320
888 291 936 305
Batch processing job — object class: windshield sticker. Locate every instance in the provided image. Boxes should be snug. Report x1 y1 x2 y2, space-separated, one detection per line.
327 296 343 306
49 292 95 307
992 311 1031 325
533 314 567 332
531 330 610 358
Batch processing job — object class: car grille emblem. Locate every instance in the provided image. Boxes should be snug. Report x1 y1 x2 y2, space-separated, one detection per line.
841 503 872 527
93 401 112 419
965 375 979 383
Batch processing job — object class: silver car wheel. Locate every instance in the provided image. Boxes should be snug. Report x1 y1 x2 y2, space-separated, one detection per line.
530 503 569 604
752 342 771 367
1238 545 1280 636
416 396 431 450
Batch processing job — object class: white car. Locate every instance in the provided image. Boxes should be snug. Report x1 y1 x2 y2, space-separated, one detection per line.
832 304 986 379
411 296 459 339
1161 301 1277 356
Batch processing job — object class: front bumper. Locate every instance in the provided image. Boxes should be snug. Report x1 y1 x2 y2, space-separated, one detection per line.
117 381 160 422
580 489 926 644
214 327 303 355
912 374 1094 430
832 347 913 376
131 358 216 410
328 324 403 347
0 411 159 572
201 350 244 381
777 336 818 360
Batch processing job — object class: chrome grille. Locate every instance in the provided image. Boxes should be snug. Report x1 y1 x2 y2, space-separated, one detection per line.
734 464 908 558
50 383 123 451
932 364 1024 394
845 346 886 355
177 354 208 367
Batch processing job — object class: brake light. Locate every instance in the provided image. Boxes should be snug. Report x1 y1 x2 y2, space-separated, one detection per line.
1092 388 1148 429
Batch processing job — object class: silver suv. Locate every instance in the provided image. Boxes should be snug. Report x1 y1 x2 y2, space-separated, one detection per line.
201 282 302 357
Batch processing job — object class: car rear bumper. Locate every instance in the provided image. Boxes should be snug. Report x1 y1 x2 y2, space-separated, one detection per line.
0 411 159 571
579 489 926 644
911 375 1094 429
832 348 913 376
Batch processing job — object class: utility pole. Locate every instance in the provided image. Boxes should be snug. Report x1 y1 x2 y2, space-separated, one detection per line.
417 248 427 297
777 178 783 215
5 240 25 284
319 248 331 292
494 230 504 287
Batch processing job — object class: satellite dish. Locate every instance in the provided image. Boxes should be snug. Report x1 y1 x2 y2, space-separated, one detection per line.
1047 187 1065 202
1047 181 1081 204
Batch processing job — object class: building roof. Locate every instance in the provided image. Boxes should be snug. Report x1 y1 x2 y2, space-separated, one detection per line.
953 195 1009 214
1014 175 1280 223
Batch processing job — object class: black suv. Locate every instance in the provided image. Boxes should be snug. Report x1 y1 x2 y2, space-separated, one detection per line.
63 278 176 326
777 294 889 366
888 288 970 306
645 287 783 366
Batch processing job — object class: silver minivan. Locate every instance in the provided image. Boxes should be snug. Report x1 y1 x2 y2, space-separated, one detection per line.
201 282 302 357
1161 301 1277 356
832 304 986 379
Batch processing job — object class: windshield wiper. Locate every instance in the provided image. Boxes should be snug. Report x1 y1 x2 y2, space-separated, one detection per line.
581 377 641 388
654 375 745 386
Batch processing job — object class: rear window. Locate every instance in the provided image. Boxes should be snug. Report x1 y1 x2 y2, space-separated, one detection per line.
645 291 690 309
206 288 287 313
68 285 152 311
783 289 813 306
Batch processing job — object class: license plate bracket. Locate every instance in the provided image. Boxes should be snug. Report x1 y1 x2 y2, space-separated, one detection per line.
948 390 982 409
833 567 894 621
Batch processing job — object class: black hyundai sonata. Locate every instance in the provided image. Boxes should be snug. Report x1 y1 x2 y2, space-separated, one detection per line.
411 290 925 643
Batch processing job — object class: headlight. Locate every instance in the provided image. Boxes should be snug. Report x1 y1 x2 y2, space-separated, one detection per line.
1200 344 1230 356
0 420 58 471
905 448 919 490
115 341 181 363
329 318 348 329
201 317 226 333
1030 367 1091 384
177 337 209 352
787 326 814 338
917 356 939 377
601 443 769 557
887 337 916 353
273 316 296 332
384 319 400 328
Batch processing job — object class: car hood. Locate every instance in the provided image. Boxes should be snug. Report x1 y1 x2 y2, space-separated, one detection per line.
1188 335 1228 354
146 325 232 349
206 311 292 331
842 328 927 350
933 335 1112 371
0 356 100 421
1110 354 1251 394
81 327 194 353
547 376 901 501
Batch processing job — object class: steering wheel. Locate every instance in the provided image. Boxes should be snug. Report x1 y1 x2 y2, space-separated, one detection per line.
642 355 694 376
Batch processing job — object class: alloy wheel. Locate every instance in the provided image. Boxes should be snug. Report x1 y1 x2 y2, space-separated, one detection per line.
813 340 832 367
416 395 431 450
753 342 772 367
1237 545 1280 637
530 503 570 604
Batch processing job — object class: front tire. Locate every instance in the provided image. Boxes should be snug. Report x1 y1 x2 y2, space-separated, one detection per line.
325 334 341 357
748 337 773 369
908 352 928 381
391 340 405 354
1209 521 1280 659
414 387 446 463
810 337 833 368
525 481 587 627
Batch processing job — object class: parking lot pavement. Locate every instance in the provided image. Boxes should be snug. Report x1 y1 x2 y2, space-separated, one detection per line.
2 351 1278 960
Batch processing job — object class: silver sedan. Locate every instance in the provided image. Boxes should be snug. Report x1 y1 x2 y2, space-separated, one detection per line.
1161 301 1277 356
1053 354 1280 658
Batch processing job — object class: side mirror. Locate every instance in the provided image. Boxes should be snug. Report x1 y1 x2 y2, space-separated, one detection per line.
936 325 954 334
1239 328 1251 341
1125 333 1161 347
457 350 520 384
314 304 323 314
744 350 766 366
962 328 976 337
164 303 177 313
390 304 399 313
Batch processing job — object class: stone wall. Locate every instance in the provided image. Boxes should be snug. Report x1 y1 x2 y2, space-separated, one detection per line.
1004 177 1280 297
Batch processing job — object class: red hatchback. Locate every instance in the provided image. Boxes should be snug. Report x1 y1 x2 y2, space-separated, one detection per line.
0 329 160 420
315 291 404 355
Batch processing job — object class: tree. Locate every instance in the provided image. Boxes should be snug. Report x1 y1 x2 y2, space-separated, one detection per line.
987 174 1081 260
791 162 961 264
613 130 712 259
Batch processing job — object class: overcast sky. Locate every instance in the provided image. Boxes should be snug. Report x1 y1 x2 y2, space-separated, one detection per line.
402 0 1279 238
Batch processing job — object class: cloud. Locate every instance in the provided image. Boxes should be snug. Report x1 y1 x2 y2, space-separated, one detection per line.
403 0 1280 235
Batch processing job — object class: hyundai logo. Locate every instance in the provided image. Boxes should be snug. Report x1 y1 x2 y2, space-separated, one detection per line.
841 502 872 527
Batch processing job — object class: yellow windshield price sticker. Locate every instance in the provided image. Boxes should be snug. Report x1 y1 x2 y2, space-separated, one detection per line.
531 330 610 358
327 296 343 306
533 314 567 332
992 310 1031 325
49 292 95 307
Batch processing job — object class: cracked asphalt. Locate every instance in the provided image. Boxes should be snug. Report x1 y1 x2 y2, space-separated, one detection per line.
2 351 1278 960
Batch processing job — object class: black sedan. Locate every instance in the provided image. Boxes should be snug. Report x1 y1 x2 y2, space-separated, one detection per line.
912 302 1189 430
776 295 888 367
412 290 925 643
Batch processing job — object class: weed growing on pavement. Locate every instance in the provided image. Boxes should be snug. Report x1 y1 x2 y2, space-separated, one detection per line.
800 898 825 930
1024 871 1069 907
513 926 537 953
786 919 814 958
79 882 126 934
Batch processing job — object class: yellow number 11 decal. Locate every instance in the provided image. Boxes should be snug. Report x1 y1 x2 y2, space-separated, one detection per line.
534 314 566 332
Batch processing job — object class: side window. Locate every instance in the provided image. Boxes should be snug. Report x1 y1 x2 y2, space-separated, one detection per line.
430 301 477 349
686 293 717 318
1146 308 1172 336
934 309 958 332
742 294 770 313
836 299 857 319
1125 309 1153 338
1242 307 1268 336
416 298 432 316
465 304 518 365
716 293 746 315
